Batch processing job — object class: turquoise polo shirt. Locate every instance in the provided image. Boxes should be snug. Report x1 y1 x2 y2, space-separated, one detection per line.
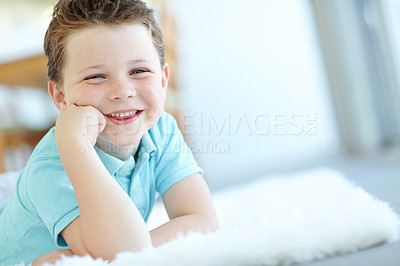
0 112 202 265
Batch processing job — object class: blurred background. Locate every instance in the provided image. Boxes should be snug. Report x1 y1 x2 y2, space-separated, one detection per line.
0 0 400 191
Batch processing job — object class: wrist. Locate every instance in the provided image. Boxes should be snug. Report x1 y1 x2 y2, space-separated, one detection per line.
56 132 96 159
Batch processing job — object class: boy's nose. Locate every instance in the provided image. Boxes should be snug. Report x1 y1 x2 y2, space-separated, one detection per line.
108 80 136 101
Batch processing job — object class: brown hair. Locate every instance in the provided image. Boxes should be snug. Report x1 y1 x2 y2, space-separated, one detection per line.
44 0 164 84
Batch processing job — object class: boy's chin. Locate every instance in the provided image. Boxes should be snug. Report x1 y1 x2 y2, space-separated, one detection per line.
96 135 141 160
96 135 141 149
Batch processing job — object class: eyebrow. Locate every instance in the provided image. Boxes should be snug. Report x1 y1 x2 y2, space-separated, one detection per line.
77 59 153 75
77 64 106 76
128 59 153 64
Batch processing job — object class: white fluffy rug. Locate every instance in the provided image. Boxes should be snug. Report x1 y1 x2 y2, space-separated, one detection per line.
2 168 399 266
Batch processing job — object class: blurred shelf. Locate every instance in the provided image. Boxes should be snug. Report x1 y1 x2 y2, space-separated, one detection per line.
0 127 50 172
0 53 49 172
0 54 48 90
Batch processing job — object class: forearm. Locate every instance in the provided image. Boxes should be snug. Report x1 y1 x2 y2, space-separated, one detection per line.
58 138 151 259
150 213 219 247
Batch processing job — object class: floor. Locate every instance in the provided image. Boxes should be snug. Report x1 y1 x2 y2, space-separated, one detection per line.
301 155 400 266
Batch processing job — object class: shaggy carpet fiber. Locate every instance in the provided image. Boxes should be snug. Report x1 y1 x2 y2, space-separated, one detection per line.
4 168 399 266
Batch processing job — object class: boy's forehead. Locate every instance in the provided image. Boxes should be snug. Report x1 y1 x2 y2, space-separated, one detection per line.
64 24 158 67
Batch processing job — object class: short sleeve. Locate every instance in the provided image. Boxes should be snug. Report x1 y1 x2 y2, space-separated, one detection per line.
25 159 80 247
154 113 203 197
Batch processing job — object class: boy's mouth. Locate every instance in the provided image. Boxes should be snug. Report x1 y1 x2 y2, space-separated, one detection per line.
105 109 143 125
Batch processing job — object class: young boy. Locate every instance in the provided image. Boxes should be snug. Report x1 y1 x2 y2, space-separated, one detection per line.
0 0 218 265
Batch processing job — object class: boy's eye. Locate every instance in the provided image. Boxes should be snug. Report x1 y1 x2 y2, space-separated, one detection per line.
131 69 148 75
85 74 105 80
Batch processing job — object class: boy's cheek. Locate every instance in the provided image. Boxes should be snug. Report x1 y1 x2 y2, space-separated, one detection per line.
62 92 78 106
65 95 98 109
64 87 101 106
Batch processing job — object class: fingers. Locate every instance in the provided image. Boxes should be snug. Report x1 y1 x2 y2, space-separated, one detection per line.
78 105 107 138
98 113 107 134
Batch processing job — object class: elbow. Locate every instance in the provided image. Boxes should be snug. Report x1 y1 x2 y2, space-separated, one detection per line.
98 242 151 261
201 213 219 233
90 242 151 261
208 215 219 232
83 233 152 261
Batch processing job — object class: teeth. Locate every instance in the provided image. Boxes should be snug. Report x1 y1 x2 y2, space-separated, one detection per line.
110 110 138 118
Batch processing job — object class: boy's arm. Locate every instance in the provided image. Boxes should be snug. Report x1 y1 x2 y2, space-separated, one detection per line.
56 104 151 260
150 173 219 247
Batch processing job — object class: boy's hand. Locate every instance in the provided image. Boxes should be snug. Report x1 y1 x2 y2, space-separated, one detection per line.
55 103 106 147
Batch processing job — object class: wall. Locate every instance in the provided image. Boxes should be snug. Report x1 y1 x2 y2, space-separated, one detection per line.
171 0 340 189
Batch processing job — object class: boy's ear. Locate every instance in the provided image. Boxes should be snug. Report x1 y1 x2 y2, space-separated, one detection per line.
48 80 66 111
161 63 170 100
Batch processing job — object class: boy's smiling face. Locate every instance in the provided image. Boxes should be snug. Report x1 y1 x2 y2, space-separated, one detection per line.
56 23 168 151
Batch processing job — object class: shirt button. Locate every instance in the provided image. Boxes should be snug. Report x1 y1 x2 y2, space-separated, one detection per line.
122 167 130 175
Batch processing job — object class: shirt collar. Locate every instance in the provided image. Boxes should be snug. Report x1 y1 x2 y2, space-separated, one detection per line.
140 131 156 155
94 146 125 176
94 132 156 176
